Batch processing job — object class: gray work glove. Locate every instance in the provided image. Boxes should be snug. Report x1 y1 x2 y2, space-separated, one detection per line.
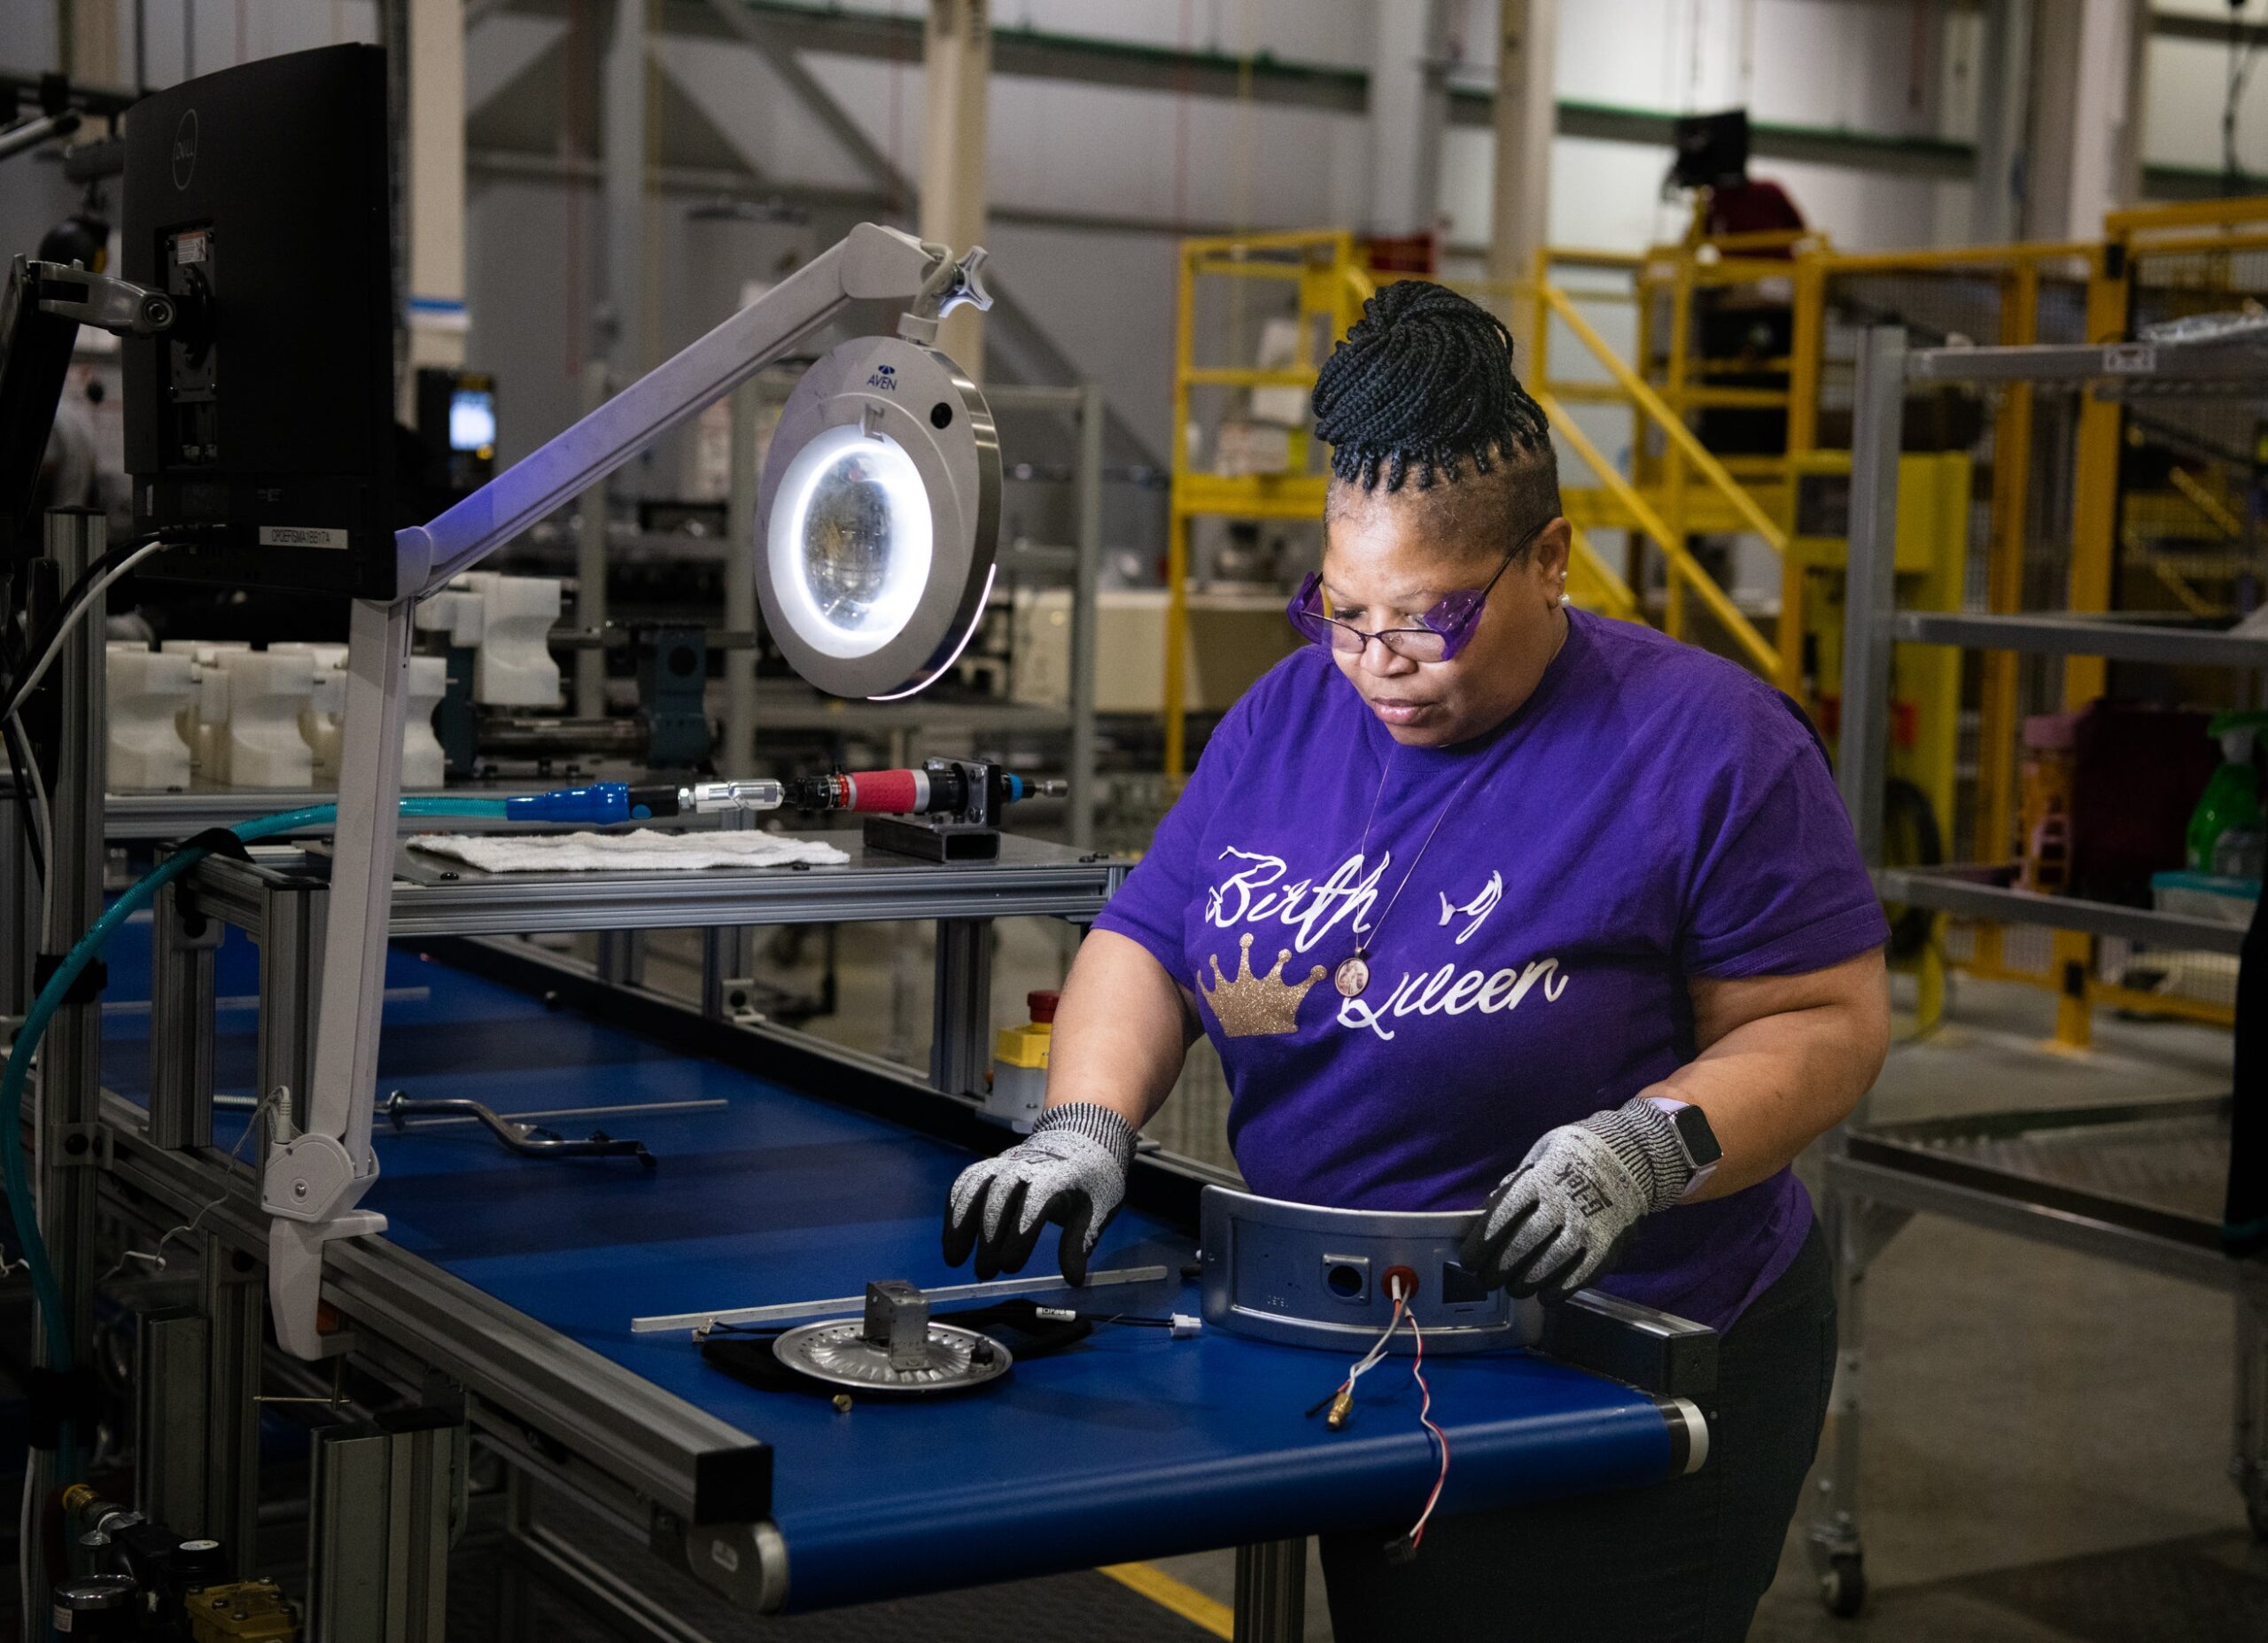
942 1102 1135 1286
1457 1097 1697 1305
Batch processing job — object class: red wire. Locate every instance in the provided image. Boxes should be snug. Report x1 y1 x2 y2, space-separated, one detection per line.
1406 1313 1451 1548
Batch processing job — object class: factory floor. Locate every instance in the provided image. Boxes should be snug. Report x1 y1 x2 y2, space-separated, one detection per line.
570 919 2265 1641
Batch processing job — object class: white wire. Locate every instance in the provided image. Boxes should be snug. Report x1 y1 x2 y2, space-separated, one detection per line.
98 1087 284 1289
6 541 165 715
1402 1312 1452 1550
19 720 52 945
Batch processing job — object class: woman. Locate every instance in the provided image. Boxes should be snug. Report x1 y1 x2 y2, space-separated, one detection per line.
943 281 1889 1640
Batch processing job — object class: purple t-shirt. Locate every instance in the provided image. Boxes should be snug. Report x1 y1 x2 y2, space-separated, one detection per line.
1095 610 1887 1331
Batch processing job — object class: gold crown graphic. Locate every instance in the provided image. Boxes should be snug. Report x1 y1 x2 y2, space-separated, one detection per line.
1200 933 1327 1039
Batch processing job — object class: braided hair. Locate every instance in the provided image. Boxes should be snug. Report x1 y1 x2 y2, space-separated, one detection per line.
1311 281 1552 496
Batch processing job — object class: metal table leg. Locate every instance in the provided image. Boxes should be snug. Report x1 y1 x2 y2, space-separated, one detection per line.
1233 1538 1306 1643
307 1412 460 1640
929 917 993 1097
203 1233 266 1573
1806 1186 1912 1617
148 880 221 1150
2237 1268 2268 1539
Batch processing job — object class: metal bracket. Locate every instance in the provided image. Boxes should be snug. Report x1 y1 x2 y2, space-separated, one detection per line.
52 1120 107 1168
32 261 177 336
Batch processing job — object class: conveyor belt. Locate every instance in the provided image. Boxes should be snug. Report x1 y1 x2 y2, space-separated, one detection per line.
1845 1100 2233 1249
98 933 1690 1613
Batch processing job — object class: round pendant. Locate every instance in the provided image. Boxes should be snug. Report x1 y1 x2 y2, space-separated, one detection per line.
1333 954 1371 999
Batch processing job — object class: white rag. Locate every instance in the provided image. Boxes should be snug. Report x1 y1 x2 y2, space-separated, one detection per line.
408 829 852 874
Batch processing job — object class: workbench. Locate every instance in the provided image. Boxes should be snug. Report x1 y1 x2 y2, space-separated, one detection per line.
88 837 1712 1637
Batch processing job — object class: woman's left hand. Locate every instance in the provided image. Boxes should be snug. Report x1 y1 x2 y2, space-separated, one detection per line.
1457 1097 1696 1304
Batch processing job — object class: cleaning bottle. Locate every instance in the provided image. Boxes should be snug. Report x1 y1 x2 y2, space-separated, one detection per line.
2186 710 2268 872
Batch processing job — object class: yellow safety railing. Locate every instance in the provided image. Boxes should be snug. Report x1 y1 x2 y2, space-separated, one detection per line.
1166 230 1372 779
1531 385 1780 676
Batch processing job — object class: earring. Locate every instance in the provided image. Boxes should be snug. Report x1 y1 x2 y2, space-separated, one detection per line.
1558 593 1572 607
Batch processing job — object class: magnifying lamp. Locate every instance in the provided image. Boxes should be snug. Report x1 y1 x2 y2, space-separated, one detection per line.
261 224 998 1359
757 335 998 699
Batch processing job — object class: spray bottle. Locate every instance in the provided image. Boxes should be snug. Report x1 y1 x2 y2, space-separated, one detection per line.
2186 710 2268 871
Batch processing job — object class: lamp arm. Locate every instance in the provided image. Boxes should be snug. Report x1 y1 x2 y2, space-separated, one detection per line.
260 222 961 1361
400 222 950 596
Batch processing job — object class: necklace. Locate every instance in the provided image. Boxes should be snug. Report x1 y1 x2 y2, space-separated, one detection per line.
1333 612 1567 1000
1333 752 1489 1000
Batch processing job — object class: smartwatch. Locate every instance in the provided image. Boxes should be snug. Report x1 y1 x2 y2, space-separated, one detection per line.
1644 1095 1722 1200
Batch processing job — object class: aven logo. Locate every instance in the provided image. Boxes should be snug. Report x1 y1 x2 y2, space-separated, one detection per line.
172 109 198 191
865 363 899 392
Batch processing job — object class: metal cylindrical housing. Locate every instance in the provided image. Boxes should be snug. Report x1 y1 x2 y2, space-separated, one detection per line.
52 1574 138 1638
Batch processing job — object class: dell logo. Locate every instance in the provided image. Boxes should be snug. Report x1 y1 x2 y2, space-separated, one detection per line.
172 109 198 191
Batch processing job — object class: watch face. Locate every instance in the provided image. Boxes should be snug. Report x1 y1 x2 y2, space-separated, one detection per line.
1671 1103 1724 1168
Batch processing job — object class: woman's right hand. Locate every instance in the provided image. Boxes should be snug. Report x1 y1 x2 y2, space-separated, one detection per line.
942 1101 1136 1286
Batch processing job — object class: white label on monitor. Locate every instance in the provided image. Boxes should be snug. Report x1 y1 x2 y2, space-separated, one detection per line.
175 230 208 265
257 526 349 549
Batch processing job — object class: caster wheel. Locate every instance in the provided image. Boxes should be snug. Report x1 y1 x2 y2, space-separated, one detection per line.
1820 1552 1867 1618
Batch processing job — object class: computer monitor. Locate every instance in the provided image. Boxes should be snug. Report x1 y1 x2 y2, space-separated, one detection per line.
120 43 401 598
414 365 497 497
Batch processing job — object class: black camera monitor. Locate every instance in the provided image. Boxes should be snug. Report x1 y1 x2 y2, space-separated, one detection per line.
121 43 401 599
1671 109 1751 192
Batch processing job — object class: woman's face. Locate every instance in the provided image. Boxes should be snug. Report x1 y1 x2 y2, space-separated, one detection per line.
1319 488 1573 749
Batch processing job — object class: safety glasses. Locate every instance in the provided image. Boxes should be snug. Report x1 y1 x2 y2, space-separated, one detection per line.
1286 520 1549 664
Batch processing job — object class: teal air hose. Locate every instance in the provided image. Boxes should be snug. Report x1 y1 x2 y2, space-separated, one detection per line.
0 795 509 1483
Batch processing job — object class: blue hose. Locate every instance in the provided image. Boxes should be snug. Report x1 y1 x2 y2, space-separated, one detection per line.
0 794 509 1483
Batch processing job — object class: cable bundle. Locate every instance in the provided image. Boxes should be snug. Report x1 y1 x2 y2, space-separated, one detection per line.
1307 1272 1454 1559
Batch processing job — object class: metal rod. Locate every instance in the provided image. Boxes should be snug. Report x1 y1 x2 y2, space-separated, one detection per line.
42 507 105 1371
1838 325 1907 868
724 377 761 771
631 1263 1172 1335
573 361 611 720
1069 382 1101 850
369 1097 726 1129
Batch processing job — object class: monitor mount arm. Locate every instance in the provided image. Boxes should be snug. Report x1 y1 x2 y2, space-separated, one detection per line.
260 222 991 1359
0 257 175 552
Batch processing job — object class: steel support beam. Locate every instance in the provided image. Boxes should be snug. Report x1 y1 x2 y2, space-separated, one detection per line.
148 881 221 1152
1489 0 1556 285
2024 0 2148 240
574 360 613 720
40 507 106 1405
1367 0 1449 237
697 0 1163 467
602 0 649 389
407 0 471 399
1971 0 2031 245
308 1414 459 1641
1838 328 1906 868
203 1234 267 1567
1232 1539 1306 1643
136 1308 213 1543
928 918 993 1098
920 0 991 375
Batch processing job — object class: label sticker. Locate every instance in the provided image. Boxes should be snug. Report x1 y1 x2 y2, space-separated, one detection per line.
257 526 349 549
2103 343 2155 374
174 230 208 266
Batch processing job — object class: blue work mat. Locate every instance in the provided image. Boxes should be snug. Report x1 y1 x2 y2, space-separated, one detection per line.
100 933 1680 1610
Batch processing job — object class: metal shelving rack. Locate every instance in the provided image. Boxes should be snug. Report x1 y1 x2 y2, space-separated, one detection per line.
1814 323 2268 1615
